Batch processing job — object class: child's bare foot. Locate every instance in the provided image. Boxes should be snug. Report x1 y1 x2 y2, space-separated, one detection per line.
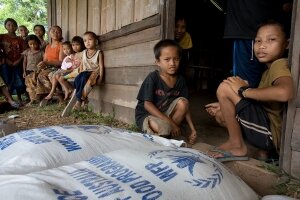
64 89 74 100
26 100 38 107
44 94 53 100
205 102 220 117
72 101 82 111
187 130 197 145
81 98 89 110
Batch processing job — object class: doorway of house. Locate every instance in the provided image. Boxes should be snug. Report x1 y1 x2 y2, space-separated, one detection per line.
175 0 231 147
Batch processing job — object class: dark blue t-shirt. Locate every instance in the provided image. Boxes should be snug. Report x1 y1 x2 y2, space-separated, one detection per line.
135 70 189 130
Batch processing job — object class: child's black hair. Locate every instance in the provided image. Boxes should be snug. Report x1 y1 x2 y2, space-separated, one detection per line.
49 25 63 41
4 18 17 27
71 36 85 50
153 39 182 60
25 34 41 45
83 31 100 46
33 24 46 34
257 19 288 38
62 41 72 48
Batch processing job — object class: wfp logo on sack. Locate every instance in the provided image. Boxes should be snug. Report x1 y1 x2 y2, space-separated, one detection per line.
147 150 223 188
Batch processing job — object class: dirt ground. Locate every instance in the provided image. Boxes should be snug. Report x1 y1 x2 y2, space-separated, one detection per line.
0 102 132 133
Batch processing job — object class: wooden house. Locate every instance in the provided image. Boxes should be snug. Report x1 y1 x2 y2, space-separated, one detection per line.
47 0 300 179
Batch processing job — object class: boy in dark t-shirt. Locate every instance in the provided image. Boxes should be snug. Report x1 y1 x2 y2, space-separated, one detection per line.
135 39 197 145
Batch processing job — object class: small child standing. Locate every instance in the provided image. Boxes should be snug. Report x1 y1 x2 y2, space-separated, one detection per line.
135 39 197 145
33 24 48 52
18 25 29 40
22 35 44 105
0 18 26 103
61 32 104 116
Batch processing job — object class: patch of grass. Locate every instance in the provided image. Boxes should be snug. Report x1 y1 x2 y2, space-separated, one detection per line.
126 123 140 132
260 162 300 198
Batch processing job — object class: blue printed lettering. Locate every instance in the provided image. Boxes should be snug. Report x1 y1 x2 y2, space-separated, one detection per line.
40 128 81 152
53 189 88 200
68 168 125 198
18 131 51 144
116 171 142 183
142 191 162 200
111 169 130 177
0 136 16 150
145 162 177 182
85 156 163 199
130 181 162 199
130 180 155 193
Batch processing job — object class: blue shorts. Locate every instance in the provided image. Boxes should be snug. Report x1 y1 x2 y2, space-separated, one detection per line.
233 40 266 88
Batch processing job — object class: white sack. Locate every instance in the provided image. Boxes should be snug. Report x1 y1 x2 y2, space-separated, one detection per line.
0 125 184 174
0 147 259 200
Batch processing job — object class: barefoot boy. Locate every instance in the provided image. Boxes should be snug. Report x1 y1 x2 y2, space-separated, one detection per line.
207 20 294 162
135 39 197 144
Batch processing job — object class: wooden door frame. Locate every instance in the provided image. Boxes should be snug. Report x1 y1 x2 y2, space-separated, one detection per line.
280 0 300 175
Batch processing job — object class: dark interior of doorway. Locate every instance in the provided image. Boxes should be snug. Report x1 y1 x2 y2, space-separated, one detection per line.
175 0 231 148
175 0 232 94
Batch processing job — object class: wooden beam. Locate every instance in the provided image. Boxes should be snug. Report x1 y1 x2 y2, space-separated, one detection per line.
99 14 160 41
101 26 160 50
162 0 176 39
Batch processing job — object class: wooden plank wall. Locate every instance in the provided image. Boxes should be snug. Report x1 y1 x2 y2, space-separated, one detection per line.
281 0 300 179
49 0 162 124
51 0 101 40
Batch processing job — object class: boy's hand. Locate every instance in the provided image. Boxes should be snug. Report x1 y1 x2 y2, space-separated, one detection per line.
170 122 181 137
23 72 26 78
223 76 249 95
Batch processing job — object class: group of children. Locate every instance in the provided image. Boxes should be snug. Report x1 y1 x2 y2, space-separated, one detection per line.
135 20 294 162
0 18 104 112
0 16 294 162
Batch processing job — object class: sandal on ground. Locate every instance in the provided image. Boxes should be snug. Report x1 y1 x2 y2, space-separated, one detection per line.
208 148 249 162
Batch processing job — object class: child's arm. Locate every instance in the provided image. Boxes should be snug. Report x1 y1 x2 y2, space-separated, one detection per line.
97 51 104 83
4 58 13 66
243 76 294 102
22 54 27 78
12 55 23 67
224 76 294 102
144 101 181 136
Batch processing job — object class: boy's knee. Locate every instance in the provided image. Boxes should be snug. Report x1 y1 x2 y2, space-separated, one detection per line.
217 82 233 98
158 122 171 136
176 97 189 111
143 116 171 136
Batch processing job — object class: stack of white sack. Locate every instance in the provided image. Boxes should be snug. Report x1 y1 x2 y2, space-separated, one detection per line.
0 125 260 199
0 147 259 200
0 125 184 174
